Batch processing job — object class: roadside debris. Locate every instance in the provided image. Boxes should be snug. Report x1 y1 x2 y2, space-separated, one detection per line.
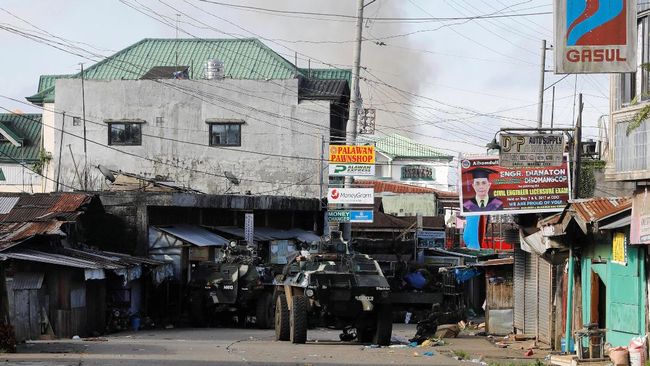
435 324 460 338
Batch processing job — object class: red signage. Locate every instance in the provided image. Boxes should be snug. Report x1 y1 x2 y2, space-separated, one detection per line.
459 157 571 216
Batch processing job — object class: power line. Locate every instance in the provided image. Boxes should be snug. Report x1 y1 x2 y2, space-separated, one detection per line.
195 0 551 22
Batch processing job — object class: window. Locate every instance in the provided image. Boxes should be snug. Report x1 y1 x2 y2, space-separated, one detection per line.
155 116 164 126
108 122 142 146
209 122 241 146
73 117 81 126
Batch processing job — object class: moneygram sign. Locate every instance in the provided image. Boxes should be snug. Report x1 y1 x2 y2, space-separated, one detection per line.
329 145 375 164
459 157 571 216
555 0 637 73
329 164 375 177
328 188 374 204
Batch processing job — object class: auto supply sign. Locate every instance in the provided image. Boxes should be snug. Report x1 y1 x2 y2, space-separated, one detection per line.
328 188 374 204
459 156 571 216
328 164 375 177
329 145 375 164
499 133 565 168
555 0 637 73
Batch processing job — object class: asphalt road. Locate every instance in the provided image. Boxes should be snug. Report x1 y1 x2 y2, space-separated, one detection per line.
1 324 463 366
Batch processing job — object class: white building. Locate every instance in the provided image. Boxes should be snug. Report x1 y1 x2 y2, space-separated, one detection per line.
25 38 350 197
360 134 456 192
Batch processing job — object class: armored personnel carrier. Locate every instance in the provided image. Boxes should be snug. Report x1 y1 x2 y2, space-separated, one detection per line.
274 234 392 345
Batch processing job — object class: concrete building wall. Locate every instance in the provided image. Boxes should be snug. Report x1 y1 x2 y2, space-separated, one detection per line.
42 104 57 192
51 79 331 197
0 164 41 193
373 154 456 192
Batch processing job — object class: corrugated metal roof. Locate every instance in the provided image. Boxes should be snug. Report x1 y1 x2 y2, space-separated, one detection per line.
472 257 514 267
0 114 42 163
12 272 44 290
156 224 229 247
298 79 349 100
0 193 93 223
354 179 459 200
360 134 453 160
0 197 19 214
0 221 65 250
299 68 352 84
28 39 349 104
211 226 320 242
571 197 631 223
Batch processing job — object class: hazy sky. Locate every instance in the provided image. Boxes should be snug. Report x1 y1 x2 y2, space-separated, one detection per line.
0 0 610 156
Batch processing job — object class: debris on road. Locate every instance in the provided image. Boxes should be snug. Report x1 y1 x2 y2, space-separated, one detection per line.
434 324 460 338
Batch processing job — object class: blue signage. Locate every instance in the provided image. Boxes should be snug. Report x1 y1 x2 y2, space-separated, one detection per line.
350 210 373 223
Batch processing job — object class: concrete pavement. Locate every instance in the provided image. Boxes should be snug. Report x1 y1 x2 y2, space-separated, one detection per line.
2 325 464 366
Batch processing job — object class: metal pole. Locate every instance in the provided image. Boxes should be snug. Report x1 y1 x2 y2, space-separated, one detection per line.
537 39 546 129
564 244 575 352
572 94 583 199
342 0 364 241
319 135 324 209
56 112 66 191
80 63 88 190
550 86 556 129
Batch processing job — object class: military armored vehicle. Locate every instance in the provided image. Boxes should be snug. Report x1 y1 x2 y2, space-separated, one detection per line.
187 242 275 328
274 234 392 345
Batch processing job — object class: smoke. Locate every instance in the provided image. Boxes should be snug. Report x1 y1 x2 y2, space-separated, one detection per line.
187 0 437 139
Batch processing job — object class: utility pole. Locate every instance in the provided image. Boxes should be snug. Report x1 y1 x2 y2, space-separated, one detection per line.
341 0 365 241
537 40 547 128
572 93 583 199
550 86 556 129
80 63 88 191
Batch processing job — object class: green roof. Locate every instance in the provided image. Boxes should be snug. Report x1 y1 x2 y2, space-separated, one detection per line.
299 68 351 84
365 134 453 160
0 114 42 163
27 38 351 105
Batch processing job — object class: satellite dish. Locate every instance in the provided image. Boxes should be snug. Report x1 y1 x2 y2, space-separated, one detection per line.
97 165 116 182
224 171 240 186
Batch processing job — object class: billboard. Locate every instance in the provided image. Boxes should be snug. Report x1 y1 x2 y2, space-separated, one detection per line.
328 188 374 204
554 0 637 73
499 133 565 168
328 164 375 177
631 188 650 244
329 145 375 164
459 157 571 216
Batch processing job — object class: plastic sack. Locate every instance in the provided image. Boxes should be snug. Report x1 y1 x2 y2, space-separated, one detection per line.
609 346 629 366
629 336 647 366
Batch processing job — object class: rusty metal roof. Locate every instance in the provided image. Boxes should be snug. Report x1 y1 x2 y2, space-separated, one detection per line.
354 179 459 199
0 193 92 223
571 197 631 224
472 257 514 267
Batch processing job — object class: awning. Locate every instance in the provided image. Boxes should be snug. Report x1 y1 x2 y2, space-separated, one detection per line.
600 215 631 230
156 224 229 247
212 226 321 242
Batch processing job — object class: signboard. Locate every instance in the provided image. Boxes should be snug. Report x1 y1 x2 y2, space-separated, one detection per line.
350 210 374 223
329 164 375 177
554 0 637 73
328 210 350 223
631 188 650 245
244 213 254 246
328 188 374 204
612 231 628 264
417 230 446 248
329 145 375 164
499 133 565 167
401 165 435 181
189 247 209 262
459 156 571 216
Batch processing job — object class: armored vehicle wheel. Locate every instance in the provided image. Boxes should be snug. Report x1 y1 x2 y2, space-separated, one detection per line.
275 294 290 341
373 304 392 346
290 295 308 344
256 292 274 329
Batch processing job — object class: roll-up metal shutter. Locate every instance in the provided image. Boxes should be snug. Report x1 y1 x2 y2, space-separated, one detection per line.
537 257 553 345
514 246 526 331
524 252 538 334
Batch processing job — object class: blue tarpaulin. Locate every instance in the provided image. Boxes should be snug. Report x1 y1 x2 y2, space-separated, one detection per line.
463 216 481 250
454 268 481 284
